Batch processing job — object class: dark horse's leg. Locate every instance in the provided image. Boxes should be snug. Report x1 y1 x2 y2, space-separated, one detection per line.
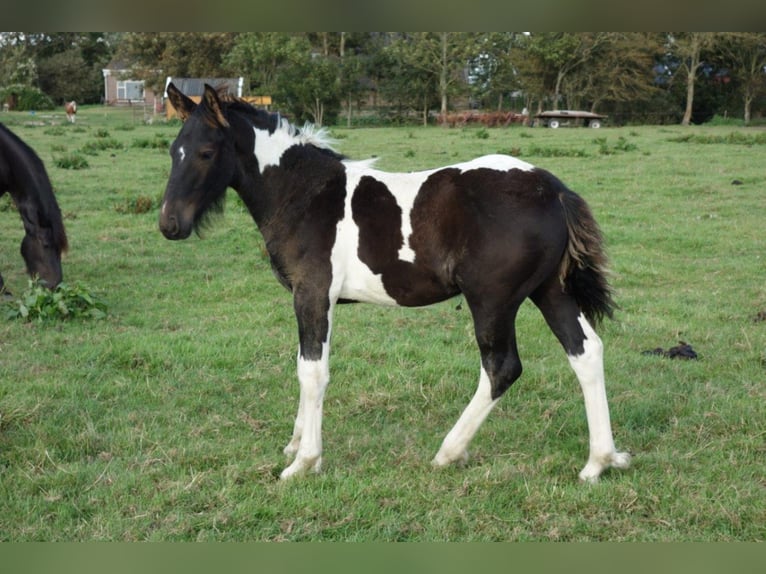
531 276 630 482
433 269 629 481
433 292 525 467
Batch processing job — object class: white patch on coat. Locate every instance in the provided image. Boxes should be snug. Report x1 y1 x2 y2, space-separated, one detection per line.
178 146 186 163
253 121 338 174
433 365 498 466
454 154 534 173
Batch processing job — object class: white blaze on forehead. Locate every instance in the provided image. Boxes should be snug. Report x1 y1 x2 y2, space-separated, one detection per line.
178 146 186 163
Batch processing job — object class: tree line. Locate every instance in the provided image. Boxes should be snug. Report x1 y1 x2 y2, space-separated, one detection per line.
2 32 765 126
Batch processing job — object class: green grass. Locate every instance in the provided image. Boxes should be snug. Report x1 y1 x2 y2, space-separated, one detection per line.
0 107 764 540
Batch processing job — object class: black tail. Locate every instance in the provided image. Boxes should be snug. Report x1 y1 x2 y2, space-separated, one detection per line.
558 189 616 325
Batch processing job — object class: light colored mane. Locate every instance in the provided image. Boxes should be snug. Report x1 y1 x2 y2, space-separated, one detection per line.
275 116 338 152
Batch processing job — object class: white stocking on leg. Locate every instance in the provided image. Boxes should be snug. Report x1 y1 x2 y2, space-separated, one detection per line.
433 367 498 467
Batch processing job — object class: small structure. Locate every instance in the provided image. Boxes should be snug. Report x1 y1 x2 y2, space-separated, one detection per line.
534 110 606 128
101 60 160 110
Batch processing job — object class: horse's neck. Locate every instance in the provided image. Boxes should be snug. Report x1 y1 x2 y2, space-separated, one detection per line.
244 145 343 243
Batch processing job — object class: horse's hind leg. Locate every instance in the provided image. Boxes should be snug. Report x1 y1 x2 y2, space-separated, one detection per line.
531 283 630 482
433 302 523 467
432 364 498 467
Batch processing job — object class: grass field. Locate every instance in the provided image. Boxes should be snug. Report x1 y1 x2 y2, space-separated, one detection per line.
0 106 764 541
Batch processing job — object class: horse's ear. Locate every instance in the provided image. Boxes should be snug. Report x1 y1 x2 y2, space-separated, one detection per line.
167 82 196 121
202 84 230 128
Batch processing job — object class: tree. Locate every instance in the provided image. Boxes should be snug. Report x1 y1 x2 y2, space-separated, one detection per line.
569 33 663 113
468 32 524 111
118 33 238 94
0 32 114 103
385 33 479 125
524 33 615 110
669 33 719 125
36 48 102 103
0 40 38 86
277 54 341 126
717 32 766 125
338 46 367 127
225 33 310 96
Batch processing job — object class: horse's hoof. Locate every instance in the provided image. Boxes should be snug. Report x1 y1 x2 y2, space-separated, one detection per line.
279 455 322 480
578 451 631 483
432 449 469 468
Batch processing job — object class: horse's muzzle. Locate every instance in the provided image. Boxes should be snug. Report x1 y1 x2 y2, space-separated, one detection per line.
159 214 191 240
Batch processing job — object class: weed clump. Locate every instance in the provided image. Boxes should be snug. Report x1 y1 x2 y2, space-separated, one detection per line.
54 152 89 169
131 135 170 150
3 279 108 322
114 195 158 215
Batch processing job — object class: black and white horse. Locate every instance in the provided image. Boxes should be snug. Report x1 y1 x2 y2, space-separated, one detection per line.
159 84 630 482
0 123 68 293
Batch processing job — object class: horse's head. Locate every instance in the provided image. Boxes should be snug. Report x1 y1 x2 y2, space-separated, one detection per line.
160 83 237 240
21 224 66 288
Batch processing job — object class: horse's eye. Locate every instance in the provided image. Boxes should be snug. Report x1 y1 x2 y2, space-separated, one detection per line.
199 149 215 160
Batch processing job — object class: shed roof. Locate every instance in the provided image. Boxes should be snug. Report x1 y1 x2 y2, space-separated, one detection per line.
164 77 244 98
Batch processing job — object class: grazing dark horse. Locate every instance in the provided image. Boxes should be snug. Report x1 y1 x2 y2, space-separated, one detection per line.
65 101 77 124
160 83 630 482
0 123 68 292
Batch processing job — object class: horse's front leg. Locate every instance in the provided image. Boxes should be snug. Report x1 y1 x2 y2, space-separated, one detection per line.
283 389 305 459
280 291 334 480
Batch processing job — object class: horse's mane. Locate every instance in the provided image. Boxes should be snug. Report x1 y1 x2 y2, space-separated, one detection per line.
216 92 344 160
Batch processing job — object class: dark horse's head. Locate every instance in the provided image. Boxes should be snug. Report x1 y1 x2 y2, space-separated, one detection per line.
160 83 241 240
19 204 67 288
0 123 68 289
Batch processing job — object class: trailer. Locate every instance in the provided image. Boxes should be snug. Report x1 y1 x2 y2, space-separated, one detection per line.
534 110 607 128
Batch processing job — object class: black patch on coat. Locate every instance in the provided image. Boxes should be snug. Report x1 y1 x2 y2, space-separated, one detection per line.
351 175 404 273
261 145 347 361
351 173 460 306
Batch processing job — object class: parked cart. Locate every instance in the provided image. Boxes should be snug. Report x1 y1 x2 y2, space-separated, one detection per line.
534 110 607 128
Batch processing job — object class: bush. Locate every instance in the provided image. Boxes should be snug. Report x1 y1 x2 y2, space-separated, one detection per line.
706 114 744 127
0 84 55 111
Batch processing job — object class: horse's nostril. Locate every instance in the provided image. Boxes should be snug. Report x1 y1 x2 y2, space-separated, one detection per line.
160 215 177 234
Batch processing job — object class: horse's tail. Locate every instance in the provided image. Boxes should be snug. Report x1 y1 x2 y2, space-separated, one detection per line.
558 188 615 326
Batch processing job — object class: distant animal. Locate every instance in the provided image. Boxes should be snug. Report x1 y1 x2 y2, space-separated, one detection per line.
0 123 68 292
65 101 77 123
159 83 630 482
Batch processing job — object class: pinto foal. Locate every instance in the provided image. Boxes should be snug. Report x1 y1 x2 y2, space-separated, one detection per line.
159 84 630 482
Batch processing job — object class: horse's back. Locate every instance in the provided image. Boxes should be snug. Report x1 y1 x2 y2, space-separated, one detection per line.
334 154 571 307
